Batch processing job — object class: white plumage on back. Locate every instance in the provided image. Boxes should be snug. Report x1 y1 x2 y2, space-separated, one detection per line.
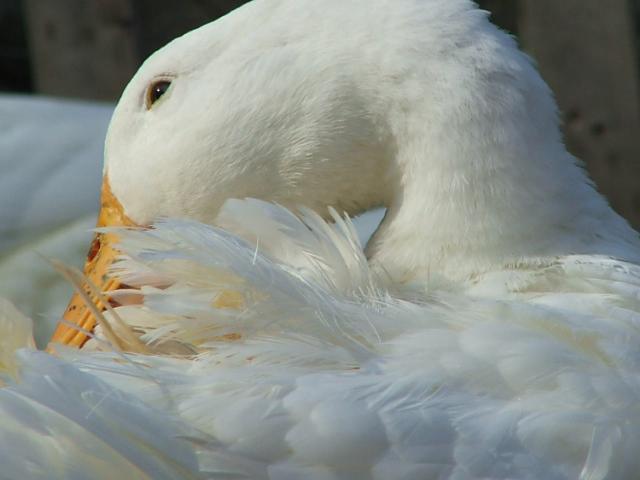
3 199 640 479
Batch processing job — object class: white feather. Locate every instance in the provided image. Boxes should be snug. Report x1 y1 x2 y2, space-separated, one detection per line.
2 199 640 478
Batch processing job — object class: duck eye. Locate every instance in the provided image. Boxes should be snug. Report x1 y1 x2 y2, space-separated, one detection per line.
146 80 171 109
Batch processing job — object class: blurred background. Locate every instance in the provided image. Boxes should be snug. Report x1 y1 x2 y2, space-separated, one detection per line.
0 0 639 344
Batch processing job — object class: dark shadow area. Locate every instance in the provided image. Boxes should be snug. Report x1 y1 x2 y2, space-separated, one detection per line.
0 0 32 92
132 0 249 60
477 0 520 35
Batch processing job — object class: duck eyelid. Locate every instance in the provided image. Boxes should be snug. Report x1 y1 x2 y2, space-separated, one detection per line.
143 75 176 110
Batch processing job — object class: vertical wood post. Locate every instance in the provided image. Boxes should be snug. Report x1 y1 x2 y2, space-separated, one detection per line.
518 0 640 227
22 0 247 101
23 0 138 101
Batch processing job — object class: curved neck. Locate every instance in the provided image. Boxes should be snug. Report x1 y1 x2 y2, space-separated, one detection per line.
367 140 625 283
363 58 638 283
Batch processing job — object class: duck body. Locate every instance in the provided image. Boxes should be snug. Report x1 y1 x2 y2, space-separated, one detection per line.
3 203 640 479
1 0 640 478
0 94 110 254
0 94 112 343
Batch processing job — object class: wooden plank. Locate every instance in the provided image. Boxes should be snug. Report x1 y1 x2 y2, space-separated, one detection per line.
22 0 249 100
23 0 138 101
518 0 640 227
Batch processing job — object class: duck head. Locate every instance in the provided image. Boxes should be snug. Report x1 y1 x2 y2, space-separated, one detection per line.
49 0 638 347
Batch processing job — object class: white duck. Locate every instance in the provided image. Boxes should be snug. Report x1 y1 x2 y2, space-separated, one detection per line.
2 0 640 479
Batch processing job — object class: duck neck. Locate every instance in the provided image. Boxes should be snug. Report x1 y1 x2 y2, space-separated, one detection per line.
365 78 637 284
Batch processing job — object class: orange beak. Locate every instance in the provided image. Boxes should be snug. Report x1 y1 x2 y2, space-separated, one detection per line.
47 176 136 349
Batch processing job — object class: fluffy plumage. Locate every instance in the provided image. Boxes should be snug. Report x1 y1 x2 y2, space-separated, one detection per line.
2 200 640 479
